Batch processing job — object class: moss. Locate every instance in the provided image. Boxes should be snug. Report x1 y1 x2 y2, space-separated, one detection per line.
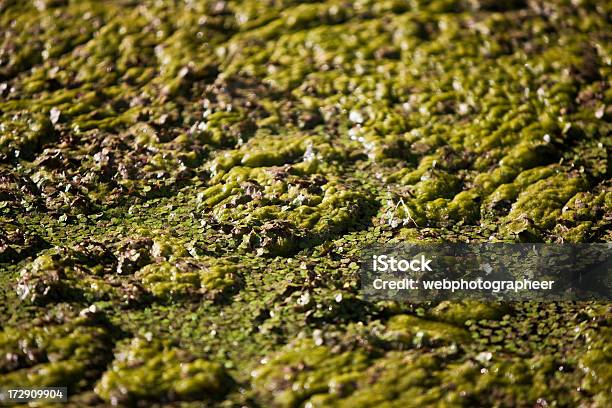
95 337 231 404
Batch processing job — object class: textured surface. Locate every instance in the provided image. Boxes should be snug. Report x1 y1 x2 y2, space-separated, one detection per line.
0 0 610 406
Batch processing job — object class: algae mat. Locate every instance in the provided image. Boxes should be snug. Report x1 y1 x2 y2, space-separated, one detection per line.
0 0 611 406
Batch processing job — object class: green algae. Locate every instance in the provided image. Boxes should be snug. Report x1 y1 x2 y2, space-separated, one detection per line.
385 314 471 345
136 258 238 300
430 300 508 326
578 327 612 405
500 172 589 239
251 338 372 407
94 337 231 404
0 111 55 160
250 321 594 407
0 313 115 391
0 0 610 406
14 245 147 308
